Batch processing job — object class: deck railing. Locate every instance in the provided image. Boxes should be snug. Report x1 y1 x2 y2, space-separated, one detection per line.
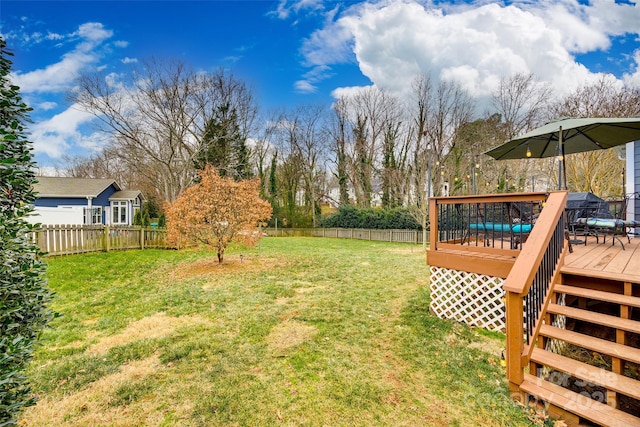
502 191 569 392
31 224 168 256
429 192 549 256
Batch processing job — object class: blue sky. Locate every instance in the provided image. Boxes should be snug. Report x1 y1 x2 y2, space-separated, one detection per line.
1 0 639 172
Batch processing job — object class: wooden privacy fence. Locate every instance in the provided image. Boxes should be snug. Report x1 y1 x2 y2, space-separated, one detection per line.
31 225 421 256
31 225 168 256
264 228 425 244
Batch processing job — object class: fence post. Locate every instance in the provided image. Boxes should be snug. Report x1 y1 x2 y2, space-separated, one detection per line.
140 227 145 250
38 225 46 253
103 225 110 252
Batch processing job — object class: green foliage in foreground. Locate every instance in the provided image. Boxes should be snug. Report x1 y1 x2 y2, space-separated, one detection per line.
24 239 536 426
0 37 53 425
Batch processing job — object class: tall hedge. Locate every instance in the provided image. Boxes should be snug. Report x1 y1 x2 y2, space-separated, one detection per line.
319 205 421 230
0 38 53 425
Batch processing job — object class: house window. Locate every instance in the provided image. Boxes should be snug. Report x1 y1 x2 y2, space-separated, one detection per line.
83 207 102 225
112 201 128 224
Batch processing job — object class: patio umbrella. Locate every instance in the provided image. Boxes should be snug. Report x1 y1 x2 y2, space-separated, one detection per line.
485 117 640 189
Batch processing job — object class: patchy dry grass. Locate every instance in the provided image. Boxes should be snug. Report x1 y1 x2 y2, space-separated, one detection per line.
22 238 536 426
86 313 211 356
22 356 164 426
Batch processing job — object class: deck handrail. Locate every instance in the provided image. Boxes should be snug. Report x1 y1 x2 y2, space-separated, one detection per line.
429 192 549 256
503 191 569 391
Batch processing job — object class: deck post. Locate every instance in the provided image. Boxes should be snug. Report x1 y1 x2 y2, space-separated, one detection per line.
429 198 438 251
505 290 524 389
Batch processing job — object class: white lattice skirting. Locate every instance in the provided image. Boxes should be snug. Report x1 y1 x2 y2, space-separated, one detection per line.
429 266 506 332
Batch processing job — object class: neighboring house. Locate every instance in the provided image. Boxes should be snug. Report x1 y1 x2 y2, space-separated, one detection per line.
30 177 144 226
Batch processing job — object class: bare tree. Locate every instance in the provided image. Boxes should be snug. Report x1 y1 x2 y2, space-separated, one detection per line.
281 105 328 227
405 75 432 249
403 75 476 247
328 97 352 206
328 87 403 208
547 76 640 195
448 115 503 195
422 77 476 197
548 76 640 119
71 59 257 202
489 73 552 192
492 73 552 140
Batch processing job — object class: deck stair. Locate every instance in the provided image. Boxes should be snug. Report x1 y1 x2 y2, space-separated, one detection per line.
521 282 640 426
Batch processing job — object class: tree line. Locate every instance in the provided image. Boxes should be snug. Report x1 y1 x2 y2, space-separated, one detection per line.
62 58 640 229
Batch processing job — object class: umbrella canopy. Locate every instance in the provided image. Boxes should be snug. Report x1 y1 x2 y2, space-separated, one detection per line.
485 117 640 160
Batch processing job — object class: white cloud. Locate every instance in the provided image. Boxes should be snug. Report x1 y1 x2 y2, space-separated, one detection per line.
46 32 64 41
75 22 112 43
302 0 640 106
269 0 325 20
121 57 138 64
37 101 58 111
12 22 114 94
30 104 98 159
623 49 640 88
294 79 317 93
294 64 333 93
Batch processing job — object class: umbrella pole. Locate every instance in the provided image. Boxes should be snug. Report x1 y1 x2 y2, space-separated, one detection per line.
562 155 567 190
557 126 566 190
557 127 562 190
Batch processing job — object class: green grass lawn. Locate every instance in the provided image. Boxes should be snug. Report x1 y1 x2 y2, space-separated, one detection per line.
22 237 537 426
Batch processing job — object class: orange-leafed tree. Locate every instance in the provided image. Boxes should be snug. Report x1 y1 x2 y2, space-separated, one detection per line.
165 166 272 263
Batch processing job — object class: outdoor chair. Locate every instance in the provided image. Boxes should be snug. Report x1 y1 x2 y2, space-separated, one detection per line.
565 201 600 246
573 195 638 250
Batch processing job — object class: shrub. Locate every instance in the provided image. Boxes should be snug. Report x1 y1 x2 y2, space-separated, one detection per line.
158 213 166 228
142 210 151 227
165 166 272 262
319 205 421 230
133 210 142 226
0 37 53 424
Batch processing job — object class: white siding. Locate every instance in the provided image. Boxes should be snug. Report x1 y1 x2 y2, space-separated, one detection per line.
28 206 84 225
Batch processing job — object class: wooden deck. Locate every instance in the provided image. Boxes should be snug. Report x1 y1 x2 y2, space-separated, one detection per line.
562 234 640 283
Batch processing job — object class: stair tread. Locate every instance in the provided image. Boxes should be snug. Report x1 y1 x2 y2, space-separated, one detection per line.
531 347 640 401
539 324 640 365
520 373 640 427
547 303 640 334
554 284 640 309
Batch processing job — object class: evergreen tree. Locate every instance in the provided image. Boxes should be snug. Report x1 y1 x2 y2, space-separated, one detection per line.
194 103 252 181
0 37 53 424
268 152 278 200
267 152 280 226
142 210 151 227
133 210 142 226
